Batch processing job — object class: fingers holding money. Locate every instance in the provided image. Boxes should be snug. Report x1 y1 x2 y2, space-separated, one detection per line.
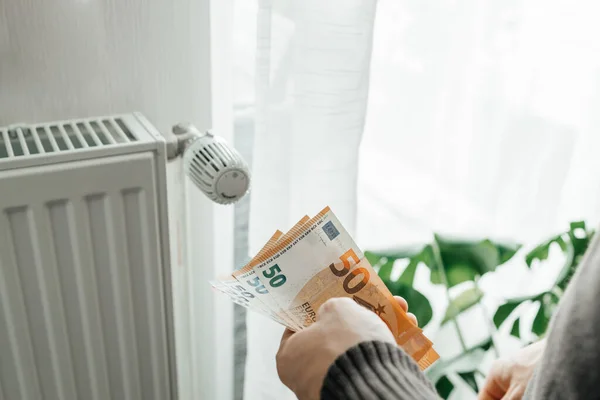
280 295 418 348
277 297 397 400
318 295 418 327
281 296 418 348
280 328 295 346
394 296 418 326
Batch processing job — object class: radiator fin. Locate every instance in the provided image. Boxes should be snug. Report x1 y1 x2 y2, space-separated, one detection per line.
7 206 70 400
0 208 44 400
122 188 167 399
49 199 111 400
0 117 138 160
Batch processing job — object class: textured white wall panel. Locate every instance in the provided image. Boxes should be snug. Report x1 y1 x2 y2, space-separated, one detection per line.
0 0 212 133
0 0 237 397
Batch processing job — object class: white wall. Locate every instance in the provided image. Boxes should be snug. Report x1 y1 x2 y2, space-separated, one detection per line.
1 0 234 399
0 0 211 133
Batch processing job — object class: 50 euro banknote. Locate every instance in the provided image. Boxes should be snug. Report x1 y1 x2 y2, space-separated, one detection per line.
210 216 313 330
229 216 313 331
227 206 439 370
210 230 291 326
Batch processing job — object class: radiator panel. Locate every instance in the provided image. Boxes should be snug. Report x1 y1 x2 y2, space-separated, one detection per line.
0 152 171 400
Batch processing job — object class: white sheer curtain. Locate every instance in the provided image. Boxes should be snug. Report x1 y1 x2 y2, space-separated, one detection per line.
358 0 600 249
237 0 600 398
240 0 377 398
356 2 600 396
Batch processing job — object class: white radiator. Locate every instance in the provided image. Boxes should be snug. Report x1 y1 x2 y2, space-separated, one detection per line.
0 114 177 400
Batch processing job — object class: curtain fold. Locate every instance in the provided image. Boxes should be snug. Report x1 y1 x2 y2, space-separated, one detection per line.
244 0 378 398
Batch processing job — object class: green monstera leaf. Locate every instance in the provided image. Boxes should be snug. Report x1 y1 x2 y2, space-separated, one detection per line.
556 222 594 290
435 376 454 399
365 247 422 282
494 222 596 340
430 235 521 288
494 292 557 339
458 371 479 394
525 235 568 267
366 221 593 399
493 295 534 328
369 235 521 290
385 280 433 327
525 221 594 290
427 337 493 398
368 248 433 327
441 287 484 325
510 318 521 338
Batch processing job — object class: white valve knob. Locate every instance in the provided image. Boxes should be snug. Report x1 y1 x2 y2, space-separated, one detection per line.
174 123 250 205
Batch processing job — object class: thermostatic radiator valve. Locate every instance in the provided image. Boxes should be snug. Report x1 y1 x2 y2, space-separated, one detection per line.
169 123 250 205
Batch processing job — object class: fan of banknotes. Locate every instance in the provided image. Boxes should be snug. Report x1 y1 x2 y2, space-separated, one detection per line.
210 206 439 369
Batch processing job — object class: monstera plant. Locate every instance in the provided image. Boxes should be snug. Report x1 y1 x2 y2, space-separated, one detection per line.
366 222 594 398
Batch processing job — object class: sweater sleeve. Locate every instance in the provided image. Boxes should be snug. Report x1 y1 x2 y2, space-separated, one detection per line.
321 341 440 400
523 228 600 399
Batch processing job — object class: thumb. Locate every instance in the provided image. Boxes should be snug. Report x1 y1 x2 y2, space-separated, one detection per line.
478 376 504 400
317 297 360 321
478 360 510 400
477 392 497 400
317 296 396 345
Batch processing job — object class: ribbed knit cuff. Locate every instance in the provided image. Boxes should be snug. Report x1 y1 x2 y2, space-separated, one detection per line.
321 341 439 400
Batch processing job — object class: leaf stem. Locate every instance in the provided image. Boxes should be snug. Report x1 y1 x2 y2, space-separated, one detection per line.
474 278 500 358
431 239 468 352
550 286 564 299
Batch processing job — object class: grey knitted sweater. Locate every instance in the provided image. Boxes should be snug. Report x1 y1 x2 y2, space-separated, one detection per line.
322 231 600 399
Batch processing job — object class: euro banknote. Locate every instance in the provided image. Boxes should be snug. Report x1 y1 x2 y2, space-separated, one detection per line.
210 230 287 324
231 216 311 331
215 206 439 369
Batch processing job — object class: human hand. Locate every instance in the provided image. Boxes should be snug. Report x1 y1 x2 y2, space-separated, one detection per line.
276 296 417 400
479 339 546 400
